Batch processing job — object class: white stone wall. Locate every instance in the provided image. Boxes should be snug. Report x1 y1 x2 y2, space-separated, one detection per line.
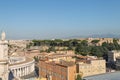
78 60 106 77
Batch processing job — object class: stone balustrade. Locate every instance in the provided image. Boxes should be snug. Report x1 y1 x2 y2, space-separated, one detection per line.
9 57 35 78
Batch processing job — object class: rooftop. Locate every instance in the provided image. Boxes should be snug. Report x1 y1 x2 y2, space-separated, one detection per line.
40 60 75 67
56 61 75 67
9 57 34 66
84 72 120 80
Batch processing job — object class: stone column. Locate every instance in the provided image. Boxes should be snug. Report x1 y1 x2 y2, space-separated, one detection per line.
21 68 23 76
17 68 20 77
16 69 18 77
27 66 29 74
14 69 16 77
32 64 34 72
24 67 26 75
19 68 21 77
12 69 14 75
18 68 20 77
29 66 31 74
26 66 28 75
23 67 25 76
22 67 25 76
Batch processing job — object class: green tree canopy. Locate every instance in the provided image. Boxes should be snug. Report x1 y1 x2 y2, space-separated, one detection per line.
91 40 100 44
76 74 82 80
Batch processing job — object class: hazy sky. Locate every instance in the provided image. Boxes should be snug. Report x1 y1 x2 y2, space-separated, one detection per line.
0 0 120 39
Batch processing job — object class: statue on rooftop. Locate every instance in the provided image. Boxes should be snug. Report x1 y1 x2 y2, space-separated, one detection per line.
1 31 6 41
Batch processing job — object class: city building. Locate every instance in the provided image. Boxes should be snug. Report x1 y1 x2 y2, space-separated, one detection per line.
88 38 113 46
84 71 120 80
39 60 76 80
108 50 120 63
38 52 106 79
8 40 31 48
115 57 120 70
78 38 113 46
76 59 106 77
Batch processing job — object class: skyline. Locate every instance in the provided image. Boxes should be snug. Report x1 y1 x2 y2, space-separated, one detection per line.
0 0 120 39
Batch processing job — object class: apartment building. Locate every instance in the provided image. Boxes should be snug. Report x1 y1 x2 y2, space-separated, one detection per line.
39 60 76 80
108 50 120 63
76 59 106 77
38 54 106 79
9 40 31 48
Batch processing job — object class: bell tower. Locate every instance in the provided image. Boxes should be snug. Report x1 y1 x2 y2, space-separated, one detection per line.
0 31 8 80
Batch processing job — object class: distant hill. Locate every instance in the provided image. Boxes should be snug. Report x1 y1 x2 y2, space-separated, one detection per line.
63 34 120 39
89 34 120 38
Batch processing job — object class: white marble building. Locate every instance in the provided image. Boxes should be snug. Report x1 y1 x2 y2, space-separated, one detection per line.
0 32 35 80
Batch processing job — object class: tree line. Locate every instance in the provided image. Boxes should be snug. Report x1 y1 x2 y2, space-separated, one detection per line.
29 39 120 61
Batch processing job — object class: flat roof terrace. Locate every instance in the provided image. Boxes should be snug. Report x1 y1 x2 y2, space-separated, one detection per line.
84 71 120 80
9 57 34 66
